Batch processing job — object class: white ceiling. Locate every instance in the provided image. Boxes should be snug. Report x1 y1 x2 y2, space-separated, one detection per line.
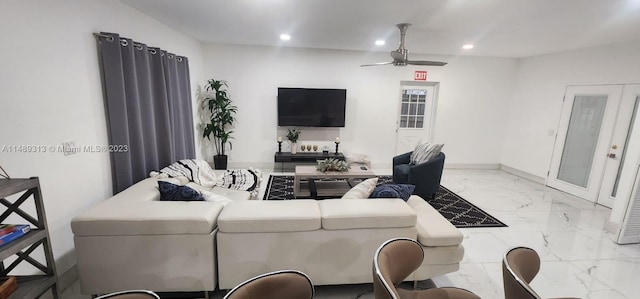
121 0 640 58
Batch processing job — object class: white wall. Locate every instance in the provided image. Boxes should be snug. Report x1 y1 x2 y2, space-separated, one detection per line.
0 0 203 276
501 40 640 229
201 44 518 169
502 40 640 177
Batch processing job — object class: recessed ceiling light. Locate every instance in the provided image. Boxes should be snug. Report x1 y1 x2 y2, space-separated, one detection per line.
375 40 385 46
462 44 474 50
280 34 291 41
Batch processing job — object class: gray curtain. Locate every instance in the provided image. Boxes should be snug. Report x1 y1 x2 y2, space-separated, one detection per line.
97 32 195 194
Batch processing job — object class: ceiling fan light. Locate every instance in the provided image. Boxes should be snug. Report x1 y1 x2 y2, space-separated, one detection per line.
462 44 474 50
375 40 385 46
280 34 291 41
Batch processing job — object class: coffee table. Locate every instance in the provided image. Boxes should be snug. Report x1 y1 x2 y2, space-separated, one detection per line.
293 165 376 198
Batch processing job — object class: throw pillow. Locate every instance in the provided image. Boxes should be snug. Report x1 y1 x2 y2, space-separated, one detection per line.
341 177 379 199
369 184 416 201
410 141 444 165
158 181 204 201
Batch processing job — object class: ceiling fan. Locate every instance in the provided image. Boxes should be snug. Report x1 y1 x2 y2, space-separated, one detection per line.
361 23 447 67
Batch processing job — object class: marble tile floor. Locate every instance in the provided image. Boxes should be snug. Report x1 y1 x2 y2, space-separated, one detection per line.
62 169 640 299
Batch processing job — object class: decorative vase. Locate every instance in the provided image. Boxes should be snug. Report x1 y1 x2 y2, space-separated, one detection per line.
213 155 228 170
291 142 297 154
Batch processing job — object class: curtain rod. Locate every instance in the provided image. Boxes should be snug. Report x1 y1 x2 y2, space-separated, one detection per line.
93 33 114 42
92 32 184 61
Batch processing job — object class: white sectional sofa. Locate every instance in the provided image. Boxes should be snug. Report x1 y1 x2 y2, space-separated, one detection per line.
71 177 464 295
71 177 249 294
216 197 464 289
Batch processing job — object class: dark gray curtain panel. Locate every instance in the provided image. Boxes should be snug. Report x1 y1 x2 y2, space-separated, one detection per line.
97 32 195 194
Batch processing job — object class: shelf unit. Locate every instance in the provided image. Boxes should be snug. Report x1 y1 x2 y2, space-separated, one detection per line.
0 178 59 298
274 152 345 172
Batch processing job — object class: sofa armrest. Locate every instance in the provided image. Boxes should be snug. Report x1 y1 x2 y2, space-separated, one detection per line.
393 151 412 167
406 195 462 247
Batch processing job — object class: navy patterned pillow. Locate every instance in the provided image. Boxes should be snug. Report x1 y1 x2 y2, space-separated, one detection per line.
369 184 416 201
158 181 204 201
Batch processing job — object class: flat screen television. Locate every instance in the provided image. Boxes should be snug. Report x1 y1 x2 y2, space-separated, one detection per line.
277 87 346 127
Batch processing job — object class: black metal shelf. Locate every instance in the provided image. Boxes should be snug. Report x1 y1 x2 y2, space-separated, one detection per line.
274 152 345 162
274 152 346 172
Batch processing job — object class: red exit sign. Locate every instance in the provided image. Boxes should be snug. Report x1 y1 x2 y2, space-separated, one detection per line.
414 71 427 81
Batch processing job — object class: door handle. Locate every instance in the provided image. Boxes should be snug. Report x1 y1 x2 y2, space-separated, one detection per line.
608 153 617 159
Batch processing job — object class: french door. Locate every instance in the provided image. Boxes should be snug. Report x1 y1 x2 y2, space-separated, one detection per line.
597 85 640 206
395 82 438 155
548 84 640 207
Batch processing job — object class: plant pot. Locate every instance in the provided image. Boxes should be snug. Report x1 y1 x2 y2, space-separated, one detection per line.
291 142 297 154
213 155 228 170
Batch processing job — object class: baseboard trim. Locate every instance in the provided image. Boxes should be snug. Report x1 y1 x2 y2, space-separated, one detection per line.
231 162 504 172
228 162 273 170
499 164 546 184
445 163 500 170
604 220 619 234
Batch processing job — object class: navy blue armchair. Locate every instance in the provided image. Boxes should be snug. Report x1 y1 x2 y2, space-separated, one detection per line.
392 151 445 199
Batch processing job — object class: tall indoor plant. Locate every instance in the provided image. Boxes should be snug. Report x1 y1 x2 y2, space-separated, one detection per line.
202 79 237 169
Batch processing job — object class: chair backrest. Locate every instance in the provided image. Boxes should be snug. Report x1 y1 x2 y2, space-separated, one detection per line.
502 247 542 299
223 270 314 299
373 238 424 299
95 290 159 299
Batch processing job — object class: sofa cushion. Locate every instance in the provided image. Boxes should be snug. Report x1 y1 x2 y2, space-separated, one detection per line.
201 191 233 206
71 200 224 236
319 198 416 230
187 184 251 201
217 200 321 233
107 178 161 203
406 195 463 246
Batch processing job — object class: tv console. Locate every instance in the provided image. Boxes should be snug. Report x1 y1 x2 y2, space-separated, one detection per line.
274 152 345 172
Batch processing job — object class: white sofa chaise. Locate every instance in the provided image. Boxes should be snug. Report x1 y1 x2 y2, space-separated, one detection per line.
216 196 464 289
72 178 464 295
71 177 250 295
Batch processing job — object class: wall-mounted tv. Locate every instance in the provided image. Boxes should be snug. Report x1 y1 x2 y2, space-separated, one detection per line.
277 87 346 127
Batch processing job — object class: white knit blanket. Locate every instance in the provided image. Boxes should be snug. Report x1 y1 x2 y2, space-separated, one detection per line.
150 159 217 188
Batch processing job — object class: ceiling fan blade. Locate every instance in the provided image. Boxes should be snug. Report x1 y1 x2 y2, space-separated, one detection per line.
406 60 448 66
360 61 394 67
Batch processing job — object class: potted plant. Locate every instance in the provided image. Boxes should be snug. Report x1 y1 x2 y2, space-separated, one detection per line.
316 158 350 172
202 79 237 169
287 129 300 154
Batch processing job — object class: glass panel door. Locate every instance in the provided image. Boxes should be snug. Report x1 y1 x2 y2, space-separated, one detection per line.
597 85 640 207
548 85 623 202
557 95 608 187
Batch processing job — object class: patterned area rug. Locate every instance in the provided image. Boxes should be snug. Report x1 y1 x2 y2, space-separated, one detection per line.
263 175 507 228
